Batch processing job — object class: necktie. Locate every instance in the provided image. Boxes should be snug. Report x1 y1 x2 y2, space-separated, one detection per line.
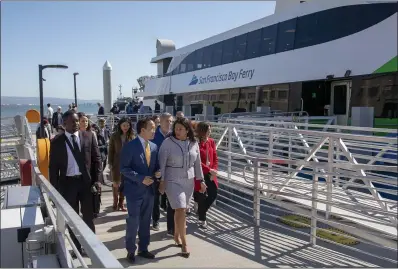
71 134 80 152
145 141 151 166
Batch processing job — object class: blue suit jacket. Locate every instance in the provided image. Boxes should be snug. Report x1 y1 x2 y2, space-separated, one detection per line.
120 137 159 198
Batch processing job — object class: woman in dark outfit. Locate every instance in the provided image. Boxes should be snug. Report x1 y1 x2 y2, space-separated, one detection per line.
194 121 219 229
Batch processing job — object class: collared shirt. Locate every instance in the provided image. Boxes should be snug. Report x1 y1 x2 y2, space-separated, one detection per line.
137 135 148 152
64 131 82 176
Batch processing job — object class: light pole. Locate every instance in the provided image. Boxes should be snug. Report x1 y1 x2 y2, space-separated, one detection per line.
39 64 68 138
73 72 79 107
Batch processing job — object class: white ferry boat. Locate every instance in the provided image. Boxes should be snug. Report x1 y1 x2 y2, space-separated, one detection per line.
142 0 397 125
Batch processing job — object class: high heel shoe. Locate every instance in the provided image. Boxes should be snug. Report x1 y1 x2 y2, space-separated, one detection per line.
174 237 182 247
174 241 182 248
181 245 190 258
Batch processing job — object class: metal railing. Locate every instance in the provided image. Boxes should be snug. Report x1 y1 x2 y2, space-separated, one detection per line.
17 116 122 268
205 119 397 262
213 150 397 263
37 112 398 264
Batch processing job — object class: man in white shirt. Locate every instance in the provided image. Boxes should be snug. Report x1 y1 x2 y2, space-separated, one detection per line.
47 103 54 133
49 110 102 258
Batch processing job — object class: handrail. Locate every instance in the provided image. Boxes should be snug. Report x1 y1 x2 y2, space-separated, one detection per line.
21 124 122 268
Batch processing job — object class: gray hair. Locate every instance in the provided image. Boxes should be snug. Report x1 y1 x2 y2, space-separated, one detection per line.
160 112 173 120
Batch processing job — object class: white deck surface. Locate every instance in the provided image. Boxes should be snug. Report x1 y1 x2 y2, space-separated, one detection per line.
76 185 385 268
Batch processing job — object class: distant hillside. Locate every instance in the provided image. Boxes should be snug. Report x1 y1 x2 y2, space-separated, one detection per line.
1 96 103 105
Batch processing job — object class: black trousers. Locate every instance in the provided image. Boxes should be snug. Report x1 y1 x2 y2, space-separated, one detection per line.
194 174 218 221
160 194 167 210
166 198 175 232
59 176 95 251
152 182 160 224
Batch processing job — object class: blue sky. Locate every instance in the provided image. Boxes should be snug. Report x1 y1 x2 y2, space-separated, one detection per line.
1 1 275 100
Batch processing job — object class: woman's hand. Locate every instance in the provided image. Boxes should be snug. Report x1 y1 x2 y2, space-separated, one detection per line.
200 181 207 193
159 181 165 195
210 169 217 177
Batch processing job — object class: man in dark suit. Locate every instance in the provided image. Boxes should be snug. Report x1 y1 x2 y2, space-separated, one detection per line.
120 117 159 263
51 106 63 132
49 110 102 257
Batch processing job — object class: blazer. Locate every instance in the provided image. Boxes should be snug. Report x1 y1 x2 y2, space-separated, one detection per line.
120 137 159 198
195 138 219 191
51 112 63 128
108 132 134 183
158 137 203 183
49 130 102 190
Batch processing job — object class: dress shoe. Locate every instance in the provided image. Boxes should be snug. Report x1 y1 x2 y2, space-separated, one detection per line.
126 252 135 263
138 251 155 259
152 222 160 231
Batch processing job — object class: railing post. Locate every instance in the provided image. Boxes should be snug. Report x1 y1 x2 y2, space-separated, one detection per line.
310 167 319 246
56 207 66 240
253 159 260 226
326 137 333 219
228 125 232 183
267 131 274 198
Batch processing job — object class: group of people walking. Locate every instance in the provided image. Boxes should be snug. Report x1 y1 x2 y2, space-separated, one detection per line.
48 108 219 263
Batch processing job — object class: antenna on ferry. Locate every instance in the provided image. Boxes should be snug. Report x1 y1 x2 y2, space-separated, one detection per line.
118 84 122 98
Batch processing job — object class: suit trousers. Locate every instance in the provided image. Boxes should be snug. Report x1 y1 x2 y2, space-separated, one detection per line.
125 186 154 254
152 182 160 224
59 176 95 251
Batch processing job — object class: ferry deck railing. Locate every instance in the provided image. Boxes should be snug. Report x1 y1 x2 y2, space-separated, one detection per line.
16 116 123 268
11 113 398 266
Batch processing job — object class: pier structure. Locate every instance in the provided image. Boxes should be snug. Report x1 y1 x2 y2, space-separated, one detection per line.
1 112 397 268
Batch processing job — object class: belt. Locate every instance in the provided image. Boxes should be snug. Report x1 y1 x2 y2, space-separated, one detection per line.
66 175 83 180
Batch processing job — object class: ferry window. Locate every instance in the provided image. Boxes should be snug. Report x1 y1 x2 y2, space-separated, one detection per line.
219 94 227 100
202 46 213 69
278 90 288 99
295 13 319 49
172 67 179 76
276 18 297 53
179 59 187 73
186 52 195 72
248 93 256 99
270 90 276 99
222 38 235 65
211 43 223 66
233 34 247 62
260 24 277 56
246 29 262 59
195 49 204 70
315 3 396 47
368 87 379 98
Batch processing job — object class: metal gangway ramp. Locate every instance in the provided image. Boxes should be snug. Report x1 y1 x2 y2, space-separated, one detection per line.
1 115 397 268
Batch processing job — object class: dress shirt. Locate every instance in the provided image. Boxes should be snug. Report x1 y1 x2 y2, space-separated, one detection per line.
64 131 82 176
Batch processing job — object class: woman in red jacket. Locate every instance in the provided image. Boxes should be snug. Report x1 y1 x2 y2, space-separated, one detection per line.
194 121 219 229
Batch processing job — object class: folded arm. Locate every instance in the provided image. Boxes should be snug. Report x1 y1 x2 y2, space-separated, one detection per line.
120 144 145 183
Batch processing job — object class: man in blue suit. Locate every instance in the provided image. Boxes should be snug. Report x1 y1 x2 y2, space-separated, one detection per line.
120 117 159 263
